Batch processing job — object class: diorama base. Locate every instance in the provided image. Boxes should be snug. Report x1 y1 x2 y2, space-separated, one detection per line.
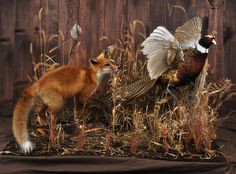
0 155 227 174
0 100 235 174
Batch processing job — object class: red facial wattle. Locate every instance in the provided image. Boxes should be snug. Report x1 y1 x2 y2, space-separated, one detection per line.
205 37 213 45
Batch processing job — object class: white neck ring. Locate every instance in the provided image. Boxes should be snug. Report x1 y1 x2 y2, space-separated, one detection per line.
197 44 208 54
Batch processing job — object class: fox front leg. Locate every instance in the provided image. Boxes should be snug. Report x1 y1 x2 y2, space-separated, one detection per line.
77 83 97 124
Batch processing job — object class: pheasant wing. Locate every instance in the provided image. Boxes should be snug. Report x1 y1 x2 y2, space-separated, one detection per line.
142 26 182 80
175 17 202 49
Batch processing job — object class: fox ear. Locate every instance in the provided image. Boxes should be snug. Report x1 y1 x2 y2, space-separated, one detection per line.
89 58 98 65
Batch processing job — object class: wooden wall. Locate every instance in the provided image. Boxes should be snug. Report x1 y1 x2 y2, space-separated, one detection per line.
0 0 235 102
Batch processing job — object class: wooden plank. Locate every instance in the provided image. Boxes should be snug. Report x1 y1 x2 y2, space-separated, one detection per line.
0 0 233 103
0 0 16 101
164 0 186 32
77 0 105 66
223 0 236 82
0 43 15 102
150 0 195 34
150 0 168 32
14 0 34 83
195 0 225 80
33 0 60 63
206 0 225 80
33 0 46 63
0 0 15 43
150 0 212 36
68 0 129 66
59 0 80 65
44 0 60 63
127 0 150 29
103 0 128 47
127 0 150 48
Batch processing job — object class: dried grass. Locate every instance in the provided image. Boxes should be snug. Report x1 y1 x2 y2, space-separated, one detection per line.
30 8 73 81
19 8 233 159
29 8 75 145
85 19 233 159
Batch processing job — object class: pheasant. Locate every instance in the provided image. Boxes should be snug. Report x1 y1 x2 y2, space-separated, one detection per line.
114 17 216 100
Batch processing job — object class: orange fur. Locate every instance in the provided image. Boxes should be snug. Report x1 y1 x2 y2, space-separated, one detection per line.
12 53 118 153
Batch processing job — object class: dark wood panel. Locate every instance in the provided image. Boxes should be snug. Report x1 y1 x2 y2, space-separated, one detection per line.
207 0 225 80
150 0 194 34
223 0 236 82
0 43 14 101
127 0 150 48
103 0 128 46
14 0 34 82
150 0 168 32
0 0 16 43
78 0 105 66
46 0 60 63
0 0 235 102
33 0 45 63
58 0 80 65
33 0 60 63
0 0 16 101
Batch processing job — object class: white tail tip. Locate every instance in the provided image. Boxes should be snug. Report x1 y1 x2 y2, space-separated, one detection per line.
21 141 34 154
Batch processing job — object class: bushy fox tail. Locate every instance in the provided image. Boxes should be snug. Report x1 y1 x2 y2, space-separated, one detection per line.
12 84 37 153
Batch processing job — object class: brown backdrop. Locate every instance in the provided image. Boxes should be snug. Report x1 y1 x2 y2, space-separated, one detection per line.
0 0 235 102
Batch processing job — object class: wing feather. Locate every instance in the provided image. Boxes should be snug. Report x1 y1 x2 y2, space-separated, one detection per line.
175 17 202 49
142 26 181 79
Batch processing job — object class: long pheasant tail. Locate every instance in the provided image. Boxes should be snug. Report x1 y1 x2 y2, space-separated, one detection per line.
12 84 37 153
115 76 157 100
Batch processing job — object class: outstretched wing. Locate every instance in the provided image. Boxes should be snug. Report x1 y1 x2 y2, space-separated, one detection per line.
175 17 202 49
142 26 182 80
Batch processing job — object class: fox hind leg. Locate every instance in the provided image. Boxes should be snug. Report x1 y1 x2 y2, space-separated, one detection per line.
38 89 64 147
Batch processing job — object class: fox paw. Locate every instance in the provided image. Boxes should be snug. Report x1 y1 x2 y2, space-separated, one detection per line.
21 141 34 154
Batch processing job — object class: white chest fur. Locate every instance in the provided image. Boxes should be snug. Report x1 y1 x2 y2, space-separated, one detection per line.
96 67 111 83
97 71 105 83
89 71 106 95
197 44 208 54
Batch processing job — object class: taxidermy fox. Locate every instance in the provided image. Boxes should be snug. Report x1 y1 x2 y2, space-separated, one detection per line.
13 52 118 153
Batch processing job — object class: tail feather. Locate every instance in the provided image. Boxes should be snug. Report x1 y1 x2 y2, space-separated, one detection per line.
115 76 156 100
12 84 37 153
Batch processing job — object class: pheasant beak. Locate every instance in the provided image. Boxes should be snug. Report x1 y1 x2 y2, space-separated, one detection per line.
212 39 216 45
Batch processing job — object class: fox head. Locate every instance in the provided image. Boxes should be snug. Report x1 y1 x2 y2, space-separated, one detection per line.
89 52 118 76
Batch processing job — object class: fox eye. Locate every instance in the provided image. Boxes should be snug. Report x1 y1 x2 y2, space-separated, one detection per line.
105 63 110 66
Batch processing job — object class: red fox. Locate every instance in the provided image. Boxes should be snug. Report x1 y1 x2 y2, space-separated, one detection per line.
12 52 118 153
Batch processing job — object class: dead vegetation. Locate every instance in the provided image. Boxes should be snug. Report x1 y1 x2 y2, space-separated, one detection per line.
94 20 232 159
1 8 234 161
